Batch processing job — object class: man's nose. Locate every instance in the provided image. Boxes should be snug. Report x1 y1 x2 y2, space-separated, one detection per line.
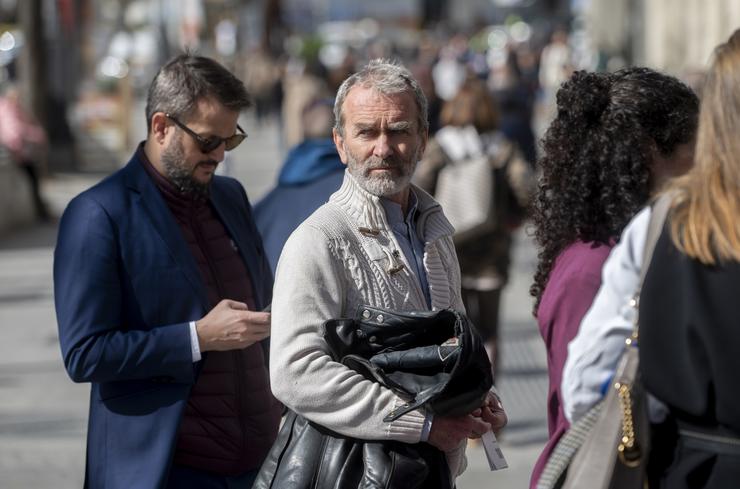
373 133 392 159
208 142 226 162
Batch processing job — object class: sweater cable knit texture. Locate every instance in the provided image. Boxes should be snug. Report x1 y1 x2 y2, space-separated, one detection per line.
270 170 468 476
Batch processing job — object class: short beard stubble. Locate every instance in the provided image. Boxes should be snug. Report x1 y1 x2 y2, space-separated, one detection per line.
161 132 214 200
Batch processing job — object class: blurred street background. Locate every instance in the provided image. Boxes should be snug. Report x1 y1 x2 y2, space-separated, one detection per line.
0 0 739 487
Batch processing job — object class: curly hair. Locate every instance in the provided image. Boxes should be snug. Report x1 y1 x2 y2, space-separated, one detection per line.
530 68 699 314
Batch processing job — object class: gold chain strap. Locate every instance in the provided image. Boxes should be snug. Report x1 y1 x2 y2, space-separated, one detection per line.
615 380 642 467
616 296 643 468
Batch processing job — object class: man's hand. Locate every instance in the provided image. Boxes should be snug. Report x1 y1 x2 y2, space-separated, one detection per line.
196 299 271 352
427 414 491 452
472 391 508 435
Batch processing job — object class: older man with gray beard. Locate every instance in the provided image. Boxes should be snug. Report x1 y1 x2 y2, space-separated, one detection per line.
267 60 507 487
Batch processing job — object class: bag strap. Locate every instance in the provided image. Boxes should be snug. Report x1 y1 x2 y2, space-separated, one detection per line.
632 192 674 334
639 193 673 285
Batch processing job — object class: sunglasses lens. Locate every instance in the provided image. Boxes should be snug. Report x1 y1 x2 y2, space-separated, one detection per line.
224 134 246 151
201 138 222 153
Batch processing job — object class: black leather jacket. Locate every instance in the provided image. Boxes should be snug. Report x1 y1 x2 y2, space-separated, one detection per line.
253 307 493 489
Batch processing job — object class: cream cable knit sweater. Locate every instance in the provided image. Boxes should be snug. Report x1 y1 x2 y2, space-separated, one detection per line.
270 170 468 476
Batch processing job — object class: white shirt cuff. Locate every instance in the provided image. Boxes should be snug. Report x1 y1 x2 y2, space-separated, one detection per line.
189 321 202 362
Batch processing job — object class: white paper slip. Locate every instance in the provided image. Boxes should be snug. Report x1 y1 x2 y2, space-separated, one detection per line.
481 430 508 471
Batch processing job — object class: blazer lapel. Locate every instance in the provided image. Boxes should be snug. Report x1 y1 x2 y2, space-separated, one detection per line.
123 156 209 312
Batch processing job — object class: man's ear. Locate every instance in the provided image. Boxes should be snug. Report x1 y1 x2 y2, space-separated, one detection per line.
333 128 349 165
418 128 429 159
150 112 169 145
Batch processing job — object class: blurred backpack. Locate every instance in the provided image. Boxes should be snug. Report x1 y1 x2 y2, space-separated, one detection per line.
433 125 528 244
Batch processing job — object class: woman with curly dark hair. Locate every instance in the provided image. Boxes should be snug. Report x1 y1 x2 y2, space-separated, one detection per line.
529 67 699 488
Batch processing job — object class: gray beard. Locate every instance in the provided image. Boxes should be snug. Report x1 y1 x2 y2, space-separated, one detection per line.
346 149 418 198
161 136 211 200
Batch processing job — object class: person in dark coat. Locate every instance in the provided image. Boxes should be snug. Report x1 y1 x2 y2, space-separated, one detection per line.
54 54 282 489
254 98 345 273
639 30 740 489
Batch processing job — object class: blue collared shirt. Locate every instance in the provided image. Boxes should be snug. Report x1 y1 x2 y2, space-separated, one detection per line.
380 191 432 308
381 191 435 439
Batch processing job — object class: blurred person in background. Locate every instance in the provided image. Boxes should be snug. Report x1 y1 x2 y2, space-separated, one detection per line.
243 47 283 124
489 47 538 166
281 56 331 149
564 29 740 489
432 35 469 102
535 27 573 142
410 61 443 135
415 76 534 382
326 47 358 94
528 68 699 488
538 27 572 101
54 54 281 489
0 82 50 221
254 97 345 273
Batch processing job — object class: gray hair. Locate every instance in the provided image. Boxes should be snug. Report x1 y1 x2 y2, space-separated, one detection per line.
333 59 429 137
145 54 251 132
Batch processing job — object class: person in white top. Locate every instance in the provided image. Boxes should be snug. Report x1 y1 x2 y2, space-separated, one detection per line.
561 205 656 423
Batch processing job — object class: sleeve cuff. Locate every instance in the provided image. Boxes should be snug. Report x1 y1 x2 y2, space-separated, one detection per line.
189 321 202 362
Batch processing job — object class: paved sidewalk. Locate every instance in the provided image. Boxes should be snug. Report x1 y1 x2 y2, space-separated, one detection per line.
457 227 548 489
0 216 89 488
0 115 548 488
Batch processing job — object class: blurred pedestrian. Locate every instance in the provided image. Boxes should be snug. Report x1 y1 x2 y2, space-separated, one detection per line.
0 83 50 221
265 59 506 487
415 76 533 382
410 62 443 135
243 47 282 124
432 36 468 102
529 68 698 488
535 27 573 143
538 28 572 102
490 48 537 166
254 97 345 273
54 54 281 489
281 57 330 149
564 29 740 489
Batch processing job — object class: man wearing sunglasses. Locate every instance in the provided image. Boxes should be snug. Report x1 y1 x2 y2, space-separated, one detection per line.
54 54 281 489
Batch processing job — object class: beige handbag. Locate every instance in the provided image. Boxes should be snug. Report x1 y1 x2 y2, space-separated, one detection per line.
537 193 673 489
559 337 650 488
434 152 493 237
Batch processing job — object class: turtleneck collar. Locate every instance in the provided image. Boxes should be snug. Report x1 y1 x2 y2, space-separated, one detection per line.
329 169 455 243
137 143 208 214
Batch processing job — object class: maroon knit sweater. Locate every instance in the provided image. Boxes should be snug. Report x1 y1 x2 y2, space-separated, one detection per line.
141 152 281 475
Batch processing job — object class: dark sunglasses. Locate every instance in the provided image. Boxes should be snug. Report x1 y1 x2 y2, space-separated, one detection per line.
166 114 247 153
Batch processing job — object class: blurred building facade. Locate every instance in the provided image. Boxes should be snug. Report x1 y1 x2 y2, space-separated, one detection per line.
585 0 740 74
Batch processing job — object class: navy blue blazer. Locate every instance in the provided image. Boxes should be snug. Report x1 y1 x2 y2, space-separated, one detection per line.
54 151 273 489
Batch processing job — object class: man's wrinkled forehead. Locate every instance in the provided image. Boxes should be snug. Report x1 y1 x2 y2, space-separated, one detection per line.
343 87 418 122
